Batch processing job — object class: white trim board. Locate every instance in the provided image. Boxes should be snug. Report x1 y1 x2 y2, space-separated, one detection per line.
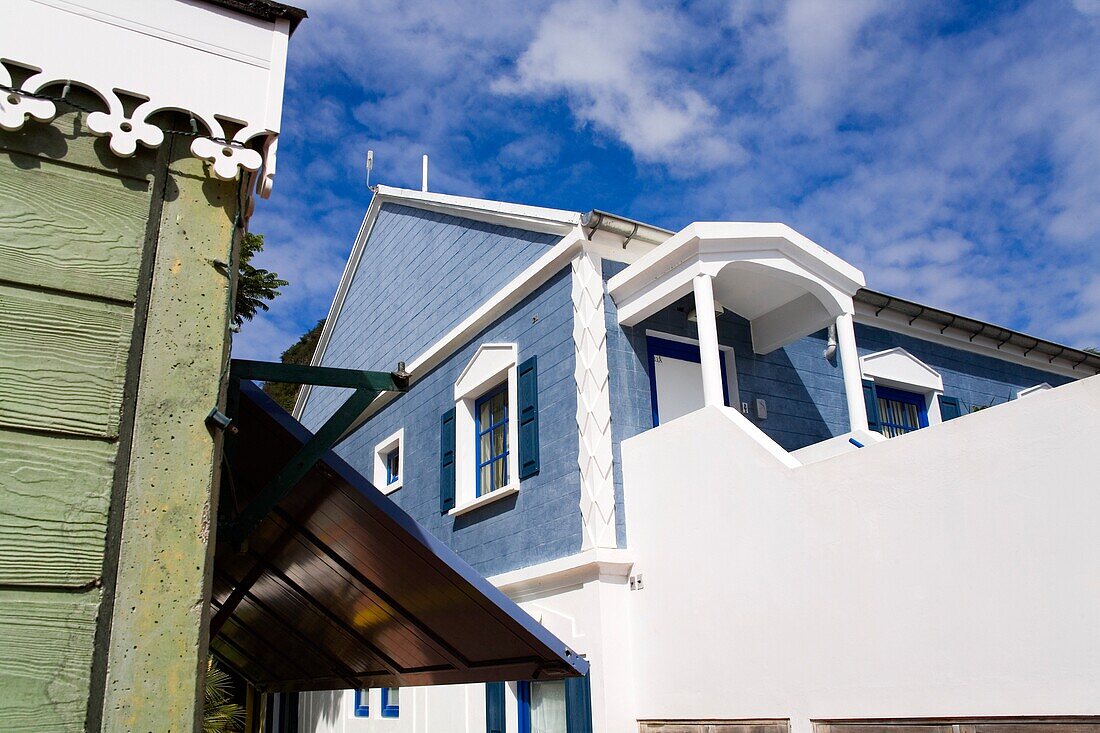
854 302 1090 380
489 549 634 602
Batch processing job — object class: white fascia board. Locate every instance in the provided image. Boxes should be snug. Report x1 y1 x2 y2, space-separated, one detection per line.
316 228 592 437
372 186 582 236
608 222 866 307
489 549 634 601
853 301 1089 381
4 0 292 193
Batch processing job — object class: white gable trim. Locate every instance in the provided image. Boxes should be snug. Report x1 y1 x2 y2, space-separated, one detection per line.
372 186 581 236
860 347 944 393
293 191 584 419
455 344 517 400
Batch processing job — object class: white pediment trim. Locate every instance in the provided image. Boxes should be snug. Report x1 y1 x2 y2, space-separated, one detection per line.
860 347 944 393
455 343 517 401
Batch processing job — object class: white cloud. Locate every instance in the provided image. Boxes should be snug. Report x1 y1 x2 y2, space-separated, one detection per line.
781 0 887 109
495 0 740 171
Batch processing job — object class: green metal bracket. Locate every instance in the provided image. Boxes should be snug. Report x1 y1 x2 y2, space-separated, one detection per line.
221 359 409 546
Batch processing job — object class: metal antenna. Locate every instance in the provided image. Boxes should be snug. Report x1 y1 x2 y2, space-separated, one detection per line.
422 154 428 192
366 149 374 188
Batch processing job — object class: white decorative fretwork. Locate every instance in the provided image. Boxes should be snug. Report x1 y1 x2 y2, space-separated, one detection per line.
2 0 292 196
572 252 618 550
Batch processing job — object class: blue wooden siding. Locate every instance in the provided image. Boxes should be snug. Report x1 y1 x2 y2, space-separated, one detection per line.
301 203 559 429
327 267 580 577
854 323 1072 412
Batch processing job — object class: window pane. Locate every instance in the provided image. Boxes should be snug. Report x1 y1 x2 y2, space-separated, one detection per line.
492 390 507 422
530 680 567 733
480 431 492 463
493 425 506 455
493 457 507 490
484 460 497 493
388 688 399 706
480 399 491 427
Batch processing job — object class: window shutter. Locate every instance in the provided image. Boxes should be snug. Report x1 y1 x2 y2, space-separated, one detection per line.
485 682 505 733
518 356 540 479
862 379 882 434
939 394 963 420
565 673 593 733
439 408 456 513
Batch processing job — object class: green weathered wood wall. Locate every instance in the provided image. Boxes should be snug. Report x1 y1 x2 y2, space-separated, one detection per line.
0 101 240 732
0 107 156 731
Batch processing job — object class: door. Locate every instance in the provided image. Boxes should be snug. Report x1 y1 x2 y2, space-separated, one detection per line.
647 335 731 426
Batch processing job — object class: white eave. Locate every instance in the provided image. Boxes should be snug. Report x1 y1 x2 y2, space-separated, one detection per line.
371 185 582 236
2 0 296 197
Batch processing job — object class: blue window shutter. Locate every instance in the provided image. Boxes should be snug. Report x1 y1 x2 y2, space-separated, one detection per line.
485 682 505 733
565 673 593 733
939 394 963 420
862 379 882 433
439 408 456 513
518 356 540 479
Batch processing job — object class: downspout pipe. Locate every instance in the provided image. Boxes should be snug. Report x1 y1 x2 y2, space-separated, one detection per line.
581 210 672 247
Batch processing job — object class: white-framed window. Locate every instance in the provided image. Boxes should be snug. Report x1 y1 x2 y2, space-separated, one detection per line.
859 347 964 434
450 344 521 515
373 428 404 494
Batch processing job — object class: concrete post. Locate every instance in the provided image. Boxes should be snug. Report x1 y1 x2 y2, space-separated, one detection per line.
100 134 238 732
837 311 869 432
692 274 725 408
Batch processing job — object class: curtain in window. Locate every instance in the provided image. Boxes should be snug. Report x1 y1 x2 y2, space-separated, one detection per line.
531 680 567 733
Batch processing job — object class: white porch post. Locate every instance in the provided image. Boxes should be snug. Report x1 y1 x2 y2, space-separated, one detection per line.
692 274 725 408
836 311 869 432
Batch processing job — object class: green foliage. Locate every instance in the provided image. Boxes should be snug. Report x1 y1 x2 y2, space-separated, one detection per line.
263 319 326 411
235 232 288 327
203 657 243 733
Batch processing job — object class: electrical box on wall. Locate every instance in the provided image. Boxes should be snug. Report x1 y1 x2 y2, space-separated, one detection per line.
755 398 768 419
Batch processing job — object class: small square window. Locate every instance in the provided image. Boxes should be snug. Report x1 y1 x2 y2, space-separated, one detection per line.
385 448 400 485
353 688 369 717
373 428 404 494
381 687 399 718
475 383 509 496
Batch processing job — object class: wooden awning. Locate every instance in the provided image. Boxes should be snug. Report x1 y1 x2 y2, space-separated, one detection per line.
209 380 587 693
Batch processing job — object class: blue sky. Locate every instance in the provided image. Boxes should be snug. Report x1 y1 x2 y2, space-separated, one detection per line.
239 0 1100 361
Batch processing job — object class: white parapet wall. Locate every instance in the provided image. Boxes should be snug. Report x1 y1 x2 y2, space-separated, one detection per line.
621 375 1100 726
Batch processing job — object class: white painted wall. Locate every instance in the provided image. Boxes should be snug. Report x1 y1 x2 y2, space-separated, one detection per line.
621 375 1100 728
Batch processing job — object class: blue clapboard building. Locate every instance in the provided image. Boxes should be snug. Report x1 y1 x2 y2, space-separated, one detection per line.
295 186 1100 733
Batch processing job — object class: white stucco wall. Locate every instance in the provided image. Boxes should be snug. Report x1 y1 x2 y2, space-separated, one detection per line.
621 374 1100 728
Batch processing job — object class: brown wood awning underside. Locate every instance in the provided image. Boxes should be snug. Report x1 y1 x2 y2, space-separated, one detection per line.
210 381 587 693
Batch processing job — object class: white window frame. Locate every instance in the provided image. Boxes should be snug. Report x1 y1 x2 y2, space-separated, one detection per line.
450 343 520 516
860 347 945 425
372 428 404 495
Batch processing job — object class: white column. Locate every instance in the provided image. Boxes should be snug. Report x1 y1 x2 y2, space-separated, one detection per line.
692 274 725 408
836 311 869 432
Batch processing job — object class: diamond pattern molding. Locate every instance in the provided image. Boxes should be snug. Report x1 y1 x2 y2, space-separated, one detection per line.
572 252 618 550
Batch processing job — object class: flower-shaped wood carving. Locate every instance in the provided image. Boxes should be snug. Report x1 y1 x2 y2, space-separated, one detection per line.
190 136 263 181
0 88 56 132
86 108 164 157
